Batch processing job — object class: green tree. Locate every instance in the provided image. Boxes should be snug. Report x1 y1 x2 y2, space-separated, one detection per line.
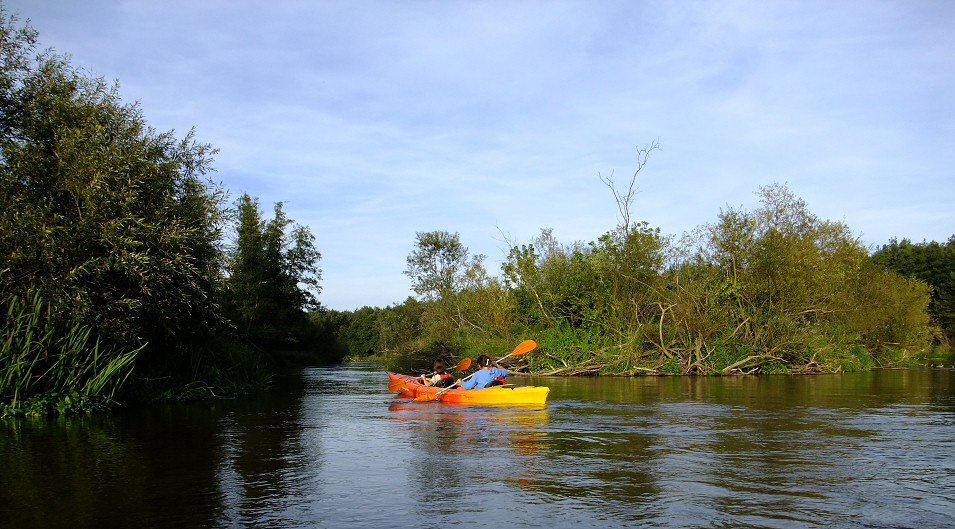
872 236 955 341
404 230 469 343
589 221 669 329
457 256 516 339
503 228 606 329
225 194 321 351
0 11 226 379
377 297 425 355
405 230 468 301
341 306 379 357
683 183 932 372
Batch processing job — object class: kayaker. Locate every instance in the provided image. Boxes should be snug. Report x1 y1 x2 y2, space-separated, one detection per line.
420 358 455 388
459 354 508 389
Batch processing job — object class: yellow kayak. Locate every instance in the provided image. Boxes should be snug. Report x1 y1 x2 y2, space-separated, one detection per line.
387 372 549 405
437 384 550 405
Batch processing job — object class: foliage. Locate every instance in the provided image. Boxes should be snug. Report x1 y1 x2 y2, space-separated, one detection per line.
376 297 426 355
339 306 379 358
385 182 937 376
0 12 332 414
1 289 140 417
224 193 322 352
405 230 468 301
308 309 350 360
655 183 934 374
404 230 476 345
0 10 226 383
456 259 517 340
872 236 955 341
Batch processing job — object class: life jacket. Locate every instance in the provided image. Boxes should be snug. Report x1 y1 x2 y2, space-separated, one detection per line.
435 372 454 388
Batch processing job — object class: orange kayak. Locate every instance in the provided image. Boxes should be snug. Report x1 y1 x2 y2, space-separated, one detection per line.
388 372 436 399
387 372 549 405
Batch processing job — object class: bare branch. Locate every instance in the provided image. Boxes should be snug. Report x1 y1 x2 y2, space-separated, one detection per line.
600 139 661 233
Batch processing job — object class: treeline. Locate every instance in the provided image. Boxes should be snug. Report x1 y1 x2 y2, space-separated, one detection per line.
872 237 955 343
324 180 949 376
0 11 337 416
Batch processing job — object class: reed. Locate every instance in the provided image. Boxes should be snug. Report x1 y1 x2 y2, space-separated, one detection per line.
1 289 142 415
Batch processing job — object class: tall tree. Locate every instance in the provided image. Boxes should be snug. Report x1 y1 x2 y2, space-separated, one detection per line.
225 194 321 350
405 230 468 301
405 230 470 344
0 10 226 375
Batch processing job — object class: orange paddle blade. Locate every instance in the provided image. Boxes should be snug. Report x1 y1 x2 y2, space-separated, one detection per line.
509 339 537 358
455 357 472 371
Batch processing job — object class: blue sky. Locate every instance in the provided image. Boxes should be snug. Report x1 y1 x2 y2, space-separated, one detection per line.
6 0 954 310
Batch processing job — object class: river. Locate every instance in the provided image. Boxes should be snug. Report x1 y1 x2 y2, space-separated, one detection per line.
1 364 953 528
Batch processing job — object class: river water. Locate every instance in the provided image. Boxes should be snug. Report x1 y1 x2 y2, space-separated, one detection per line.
1 363 953 529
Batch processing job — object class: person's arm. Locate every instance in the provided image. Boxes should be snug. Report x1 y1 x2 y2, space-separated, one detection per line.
463 369 494 389
461 375 478 389
489 367 509 378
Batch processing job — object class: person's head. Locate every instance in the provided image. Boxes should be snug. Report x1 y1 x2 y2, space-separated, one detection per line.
475 354 492 369
432 358 447 373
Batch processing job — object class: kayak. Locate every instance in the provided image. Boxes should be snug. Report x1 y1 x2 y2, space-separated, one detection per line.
388 372 429 399
387 372 549 405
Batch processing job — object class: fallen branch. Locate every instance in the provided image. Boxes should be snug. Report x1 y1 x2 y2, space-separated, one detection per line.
721 354 781 375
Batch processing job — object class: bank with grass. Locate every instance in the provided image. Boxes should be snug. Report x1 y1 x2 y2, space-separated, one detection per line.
324 182 948 378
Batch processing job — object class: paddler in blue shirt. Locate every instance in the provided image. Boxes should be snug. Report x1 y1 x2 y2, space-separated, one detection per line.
460 354 508 389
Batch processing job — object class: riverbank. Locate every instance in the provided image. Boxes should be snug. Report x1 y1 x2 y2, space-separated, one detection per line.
361 340 952 378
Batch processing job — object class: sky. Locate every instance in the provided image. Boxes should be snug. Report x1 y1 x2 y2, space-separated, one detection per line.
4 0 954 310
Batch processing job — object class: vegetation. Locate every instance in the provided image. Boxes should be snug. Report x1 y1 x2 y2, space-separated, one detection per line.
333 160 942 376
224 194 321 352
0 289 141 416
0 10 336 416
871 236 954 361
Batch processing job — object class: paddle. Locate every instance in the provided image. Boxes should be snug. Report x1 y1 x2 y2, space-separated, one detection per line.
414 339 537 402
387 357 472 392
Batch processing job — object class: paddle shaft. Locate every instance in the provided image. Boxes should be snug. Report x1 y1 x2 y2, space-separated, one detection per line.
434 352 513 397
389 357 471 392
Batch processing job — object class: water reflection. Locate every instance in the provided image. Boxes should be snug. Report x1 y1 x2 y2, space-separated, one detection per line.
214 370 311 527
388 397 551 508
0 366 952 528
0 404 232 529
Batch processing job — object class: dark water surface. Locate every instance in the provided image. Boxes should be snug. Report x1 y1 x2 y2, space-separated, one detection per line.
1 364 953 528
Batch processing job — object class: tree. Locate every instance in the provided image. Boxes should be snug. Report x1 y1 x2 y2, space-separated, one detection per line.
405 230 468 301
599 139 660 233
225 194 321 350
226 194 267 336
0 10 226 377
377 297 425 355
341 306 379 357
404 230 475 345
687 183 932 369
872 236 955 341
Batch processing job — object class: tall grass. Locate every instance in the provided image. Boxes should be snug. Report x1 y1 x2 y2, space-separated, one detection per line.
1 290 142 416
